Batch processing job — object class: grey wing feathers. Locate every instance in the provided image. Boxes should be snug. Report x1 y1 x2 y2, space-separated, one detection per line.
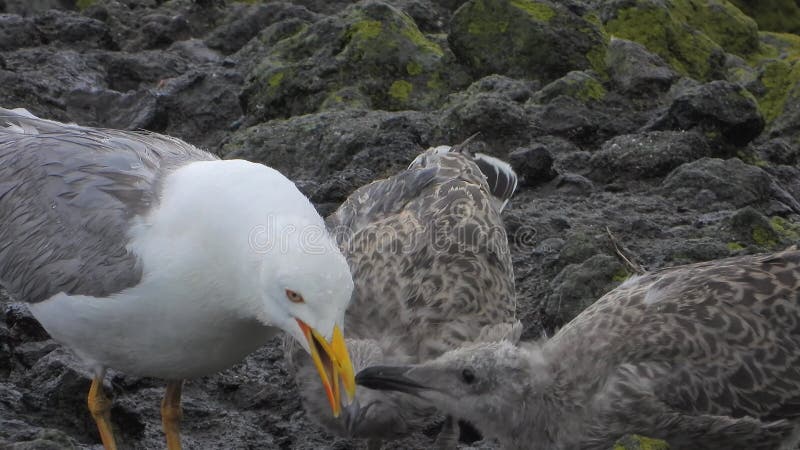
406 145 517 212
0 108 217 303
553 249 800 425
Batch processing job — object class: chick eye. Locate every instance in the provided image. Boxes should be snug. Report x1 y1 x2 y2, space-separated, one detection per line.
285 289 304 303
461 368 476 384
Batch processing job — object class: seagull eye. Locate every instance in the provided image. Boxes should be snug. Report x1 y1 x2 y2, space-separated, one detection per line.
461 368 476 384
285 289 305 303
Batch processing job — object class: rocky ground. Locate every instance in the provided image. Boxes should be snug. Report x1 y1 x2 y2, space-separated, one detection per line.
1 0 800 449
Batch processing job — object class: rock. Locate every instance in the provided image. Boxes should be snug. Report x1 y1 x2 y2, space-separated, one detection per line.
1 0 72 15
728 206 780 249
223 109 433 187
32 9 115 50
151 67 245 152
662 158 775 211
204 2 318 55
604 37 678 95
649 80 764 149
532 70 607 104
588 131 711 181
438 89 528 144
753 138 800 166
545 253 624 326
749 33 800 126
728 0 800 34
0 14 41 51
596 0 758 80
554 172 594 195
242 1 463 122
508 145 556 186
448 0 607 82
528 95 638 148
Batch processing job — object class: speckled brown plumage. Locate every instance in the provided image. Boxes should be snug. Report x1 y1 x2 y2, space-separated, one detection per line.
286 146 520 445
357 248 800 450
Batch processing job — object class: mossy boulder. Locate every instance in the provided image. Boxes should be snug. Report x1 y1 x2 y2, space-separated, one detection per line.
242 1 463 121
729 207 781 249
728 0 800 34
748 32 800 127
448 0 608 82
598 0 759 81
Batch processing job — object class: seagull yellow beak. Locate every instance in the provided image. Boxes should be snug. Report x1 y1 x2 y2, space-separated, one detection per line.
296 320 356 417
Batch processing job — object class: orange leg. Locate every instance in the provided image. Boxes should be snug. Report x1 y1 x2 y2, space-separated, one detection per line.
161 380 184 450
87 376 118 450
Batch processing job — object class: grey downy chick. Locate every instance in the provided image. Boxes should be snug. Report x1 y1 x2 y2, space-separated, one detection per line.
358 248 800 450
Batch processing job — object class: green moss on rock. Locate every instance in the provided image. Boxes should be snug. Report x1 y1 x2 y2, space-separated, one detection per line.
533 71 607 103
388 80 413 101
243 2 458 120
614 435 670 450
604 2 726 81
729 0 800 34
449 0 607 82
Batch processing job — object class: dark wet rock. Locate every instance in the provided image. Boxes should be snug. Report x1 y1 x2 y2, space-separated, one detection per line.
662 158 775 212
753 138 800 166
448 0 607 83
545 253 624 326
588 130 711 181
223 109 432 186
554 172 594 195
204 2 318 55
605 37 678 96
1 0 73 15
0 48 106 121
648 80 764 149
509 145 556 186
242 1 465 122
0 15 41 51
33 9 115 50
438 88 528 145
4 303 48 342
95 50 190 92
527 95 638 148
152 66 244 152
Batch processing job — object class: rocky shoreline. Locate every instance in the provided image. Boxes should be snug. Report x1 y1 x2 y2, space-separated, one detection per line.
2 0 800 448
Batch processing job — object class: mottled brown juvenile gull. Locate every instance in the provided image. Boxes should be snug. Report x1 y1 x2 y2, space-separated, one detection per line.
358 248 800 450
0 108 357 449
286 142 520 448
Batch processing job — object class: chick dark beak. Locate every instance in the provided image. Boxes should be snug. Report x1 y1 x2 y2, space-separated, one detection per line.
343 398 361 436
356 365 428 395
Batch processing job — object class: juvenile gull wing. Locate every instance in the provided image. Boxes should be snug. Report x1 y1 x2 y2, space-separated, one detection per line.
0 108 217 303
328 149 517 360
550 249 800 423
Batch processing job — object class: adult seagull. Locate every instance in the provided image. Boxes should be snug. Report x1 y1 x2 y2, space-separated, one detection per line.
0 108 356 449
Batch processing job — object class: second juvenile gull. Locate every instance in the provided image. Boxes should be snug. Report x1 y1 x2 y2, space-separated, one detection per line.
358 248 800 450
